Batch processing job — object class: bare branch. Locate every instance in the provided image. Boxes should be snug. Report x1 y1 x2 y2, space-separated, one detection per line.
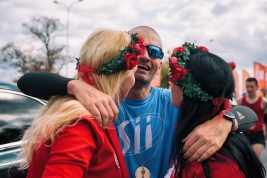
1 16 67 81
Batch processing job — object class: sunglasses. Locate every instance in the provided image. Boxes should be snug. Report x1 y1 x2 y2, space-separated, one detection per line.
146 45 164 59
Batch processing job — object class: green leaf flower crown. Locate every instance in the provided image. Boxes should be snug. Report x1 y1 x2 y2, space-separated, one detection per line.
76 33 146 85
168 42 213 102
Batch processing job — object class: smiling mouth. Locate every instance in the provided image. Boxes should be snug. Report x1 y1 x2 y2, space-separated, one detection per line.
138 64 150 71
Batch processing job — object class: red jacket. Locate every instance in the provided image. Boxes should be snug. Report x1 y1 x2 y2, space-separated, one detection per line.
27 116 129 178
170 154 245 178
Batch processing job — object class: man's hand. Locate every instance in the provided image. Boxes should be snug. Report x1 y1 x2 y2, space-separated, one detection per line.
182 116 232 162
68 80 118 128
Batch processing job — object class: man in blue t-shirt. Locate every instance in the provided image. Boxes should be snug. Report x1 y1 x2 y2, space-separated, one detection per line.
115 87 178 177
18 26 253 178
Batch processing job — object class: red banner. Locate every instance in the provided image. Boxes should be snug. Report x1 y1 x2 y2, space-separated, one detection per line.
253 62 267 90
242 70 250 95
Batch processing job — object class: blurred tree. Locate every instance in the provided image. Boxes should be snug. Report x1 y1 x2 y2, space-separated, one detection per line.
160 60 169 88
0 16 66 81
160 50 171 88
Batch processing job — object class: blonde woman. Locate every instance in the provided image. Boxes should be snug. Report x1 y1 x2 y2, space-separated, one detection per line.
18 29 146 178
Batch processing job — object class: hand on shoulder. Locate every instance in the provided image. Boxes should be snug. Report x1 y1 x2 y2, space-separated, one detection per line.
67 80 118 128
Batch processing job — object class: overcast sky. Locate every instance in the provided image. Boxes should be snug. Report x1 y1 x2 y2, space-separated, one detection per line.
0 0 267 83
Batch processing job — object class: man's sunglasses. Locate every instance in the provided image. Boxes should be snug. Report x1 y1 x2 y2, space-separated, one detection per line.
146 45 164 59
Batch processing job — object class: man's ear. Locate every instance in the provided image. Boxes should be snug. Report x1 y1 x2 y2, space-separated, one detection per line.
156 61 163 75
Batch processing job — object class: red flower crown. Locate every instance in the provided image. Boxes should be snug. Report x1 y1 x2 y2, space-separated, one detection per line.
169 42 212 101
169 42 236 102
76 33 146 85
169 42 236 121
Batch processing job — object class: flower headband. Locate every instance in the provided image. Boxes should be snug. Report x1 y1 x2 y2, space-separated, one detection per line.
76 33 146 85
169 42 235 102
168 42 212 101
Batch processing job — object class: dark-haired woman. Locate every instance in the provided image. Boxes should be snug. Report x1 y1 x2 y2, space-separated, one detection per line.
165 43 265 178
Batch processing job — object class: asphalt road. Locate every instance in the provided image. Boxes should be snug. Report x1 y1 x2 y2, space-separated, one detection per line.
260 146 267 178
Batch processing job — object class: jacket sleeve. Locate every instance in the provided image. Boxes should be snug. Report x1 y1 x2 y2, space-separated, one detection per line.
17 72 72 100
42 120 98 178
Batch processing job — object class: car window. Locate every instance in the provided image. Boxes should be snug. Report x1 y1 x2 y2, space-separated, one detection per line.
0 92 44 145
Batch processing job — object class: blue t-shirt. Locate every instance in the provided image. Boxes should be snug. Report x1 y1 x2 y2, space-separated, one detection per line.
114 87 179 178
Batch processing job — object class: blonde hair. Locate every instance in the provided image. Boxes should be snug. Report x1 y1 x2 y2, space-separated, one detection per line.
78 29 132 100
18 29 132 170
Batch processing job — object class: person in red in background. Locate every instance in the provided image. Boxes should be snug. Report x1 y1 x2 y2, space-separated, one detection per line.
17 29 145 178
166 43 265 178
237 78 267 158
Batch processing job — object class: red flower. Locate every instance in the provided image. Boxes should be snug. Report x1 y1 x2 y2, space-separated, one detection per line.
124 52 138 70
130 43 145 56
77 62 96 85
77 63 92 73
172 46 185 54
182 68 188 76
136 35 144 44
131 35 146 56
228 62 236 70
169 56 178 68
198 46 209 52
136 36 146 53
173 63 179 68
171 65 188 81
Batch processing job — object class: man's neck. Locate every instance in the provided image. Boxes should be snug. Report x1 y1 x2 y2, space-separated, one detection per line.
127 85 152 100
246 93 259 104
247 93 257 100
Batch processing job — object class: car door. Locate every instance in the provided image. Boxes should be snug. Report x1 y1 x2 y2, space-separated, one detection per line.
0 88 46 178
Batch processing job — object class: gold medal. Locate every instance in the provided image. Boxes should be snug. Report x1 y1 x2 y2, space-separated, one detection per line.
135 166 151 178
